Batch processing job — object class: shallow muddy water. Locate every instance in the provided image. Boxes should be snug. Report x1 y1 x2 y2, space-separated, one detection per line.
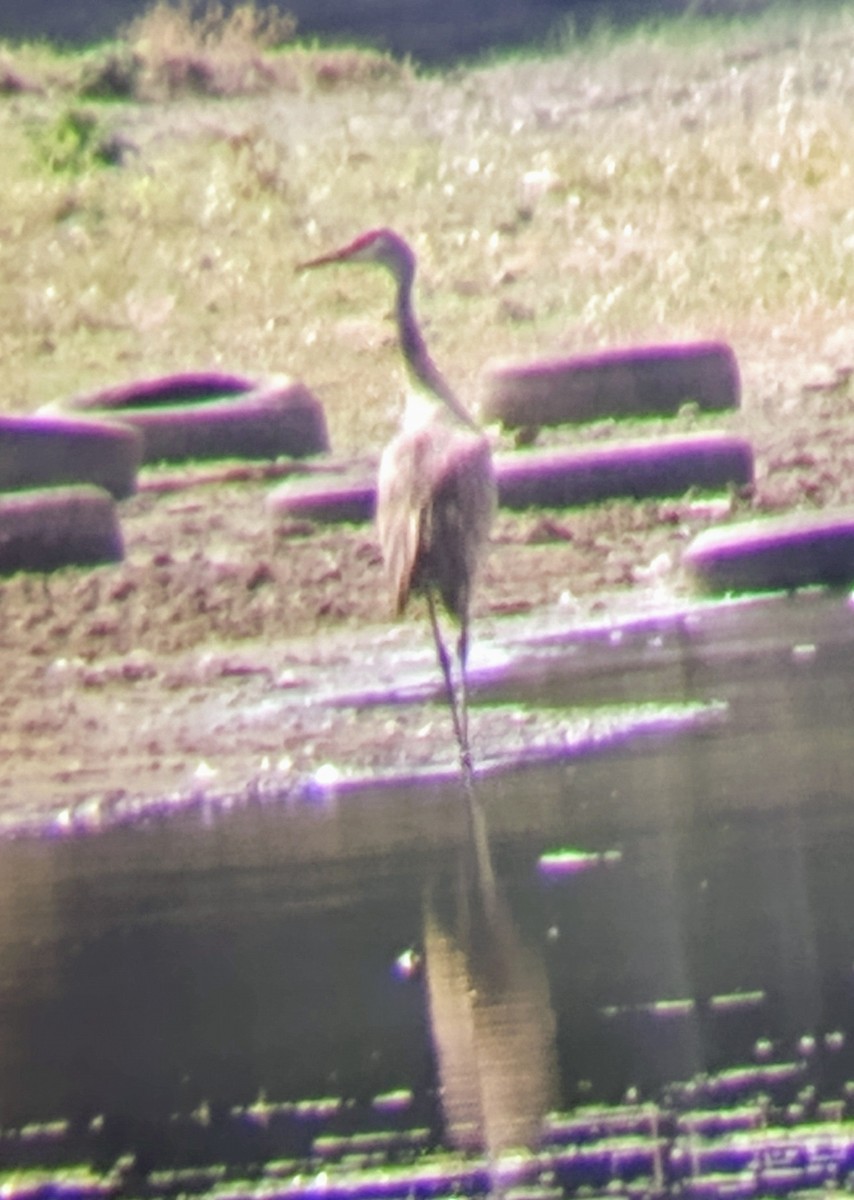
3 591 854 1197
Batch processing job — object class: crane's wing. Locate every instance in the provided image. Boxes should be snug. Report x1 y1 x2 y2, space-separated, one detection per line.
377 421 495 619
377 426 434 615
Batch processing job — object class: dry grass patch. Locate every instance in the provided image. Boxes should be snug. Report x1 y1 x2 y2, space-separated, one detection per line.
0 1 407 103
77 1 298 99
1 4 854 462
71 2 408 101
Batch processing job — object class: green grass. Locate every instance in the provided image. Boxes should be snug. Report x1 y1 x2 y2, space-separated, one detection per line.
1 1 853 459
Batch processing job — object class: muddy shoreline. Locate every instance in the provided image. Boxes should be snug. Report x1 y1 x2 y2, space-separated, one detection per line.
0 450 709 835
3 348 853 838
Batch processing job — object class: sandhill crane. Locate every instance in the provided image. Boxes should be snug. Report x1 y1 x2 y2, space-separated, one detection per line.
298 229 496 784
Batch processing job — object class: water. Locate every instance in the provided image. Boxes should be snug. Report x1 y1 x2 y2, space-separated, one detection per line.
3 591 854 1197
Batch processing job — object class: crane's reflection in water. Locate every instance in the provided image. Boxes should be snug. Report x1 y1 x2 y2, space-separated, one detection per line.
423 789 557 1167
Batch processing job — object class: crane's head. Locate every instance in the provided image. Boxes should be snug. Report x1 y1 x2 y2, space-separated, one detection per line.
297 228 415 288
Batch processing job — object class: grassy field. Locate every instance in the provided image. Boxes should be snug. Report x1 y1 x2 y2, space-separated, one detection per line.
1 1 853 463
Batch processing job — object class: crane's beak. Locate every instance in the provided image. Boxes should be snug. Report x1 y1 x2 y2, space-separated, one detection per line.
296 230 380 272
295 247 347 272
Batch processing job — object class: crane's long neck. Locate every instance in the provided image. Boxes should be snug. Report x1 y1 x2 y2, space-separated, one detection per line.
395 270 477 430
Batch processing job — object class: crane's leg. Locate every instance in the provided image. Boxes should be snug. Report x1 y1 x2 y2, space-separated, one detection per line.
427 591 472 780
457 617 471 767
426 600 493 896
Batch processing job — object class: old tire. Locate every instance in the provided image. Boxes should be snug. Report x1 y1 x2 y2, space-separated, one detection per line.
266 432 753 527
684 509 854 593
496 433 754 510
48 372 330 464
267 473 375 526
0 414 141 499
482 341 740 429
0 485 123 573
60 370 255 411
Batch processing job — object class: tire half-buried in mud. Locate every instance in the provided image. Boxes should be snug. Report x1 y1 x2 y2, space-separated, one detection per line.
267 473 376 526
496 433 753 509
266 433 753 527
47 372 330 464
482 341 740 429
0 485 123 573
684 508 854 593
0 414 141 500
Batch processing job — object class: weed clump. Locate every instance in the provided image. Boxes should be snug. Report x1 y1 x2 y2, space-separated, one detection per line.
74 1 407 101
120 0 299 99
307 47 407 88
0 1 408 103
0 54 42 95
30 106 132 172
78 48 142 100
